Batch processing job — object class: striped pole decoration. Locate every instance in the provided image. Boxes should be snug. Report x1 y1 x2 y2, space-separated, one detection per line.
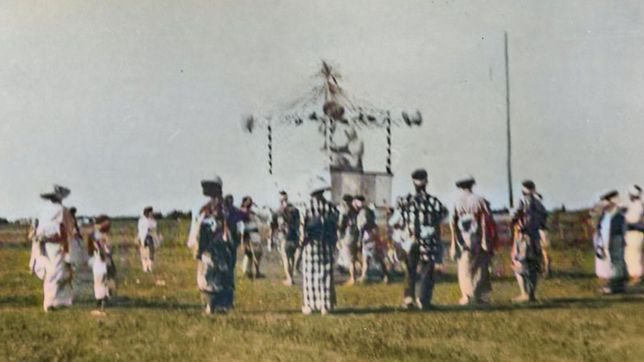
386 113 392 175
268 123 273 175
328 119 334 166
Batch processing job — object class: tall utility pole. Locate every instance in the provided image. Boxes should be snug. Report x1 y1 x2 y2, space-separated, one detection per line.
504 31 514 209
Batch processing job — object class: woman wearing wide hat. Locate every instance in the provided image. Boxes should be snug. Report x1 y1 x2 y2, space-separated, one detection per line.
31 185 76 312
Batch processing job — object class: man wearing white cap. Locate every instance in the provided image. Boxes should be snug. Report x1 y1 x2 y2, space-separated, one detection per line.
450 176 494 305
31 185 76 312
624 185 644 286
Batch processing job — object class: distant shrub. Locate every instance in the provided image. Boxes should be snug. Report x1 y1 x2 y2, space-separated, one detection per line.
165 210 191 220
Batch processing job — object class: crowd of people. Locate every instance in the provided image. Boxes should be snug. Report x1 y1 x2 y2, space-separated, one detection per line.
26 170 644 315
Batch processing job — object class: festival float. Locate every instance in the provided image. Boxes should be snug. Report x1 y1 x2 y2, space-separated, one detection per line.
242 61 423 207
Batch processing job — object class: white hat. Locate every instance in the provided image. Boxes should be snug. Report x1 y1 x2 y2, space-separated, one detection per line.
628 184 642 197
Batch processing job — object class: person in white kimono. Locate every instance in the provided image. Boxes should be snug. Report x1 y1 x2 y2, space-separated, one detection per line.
31 185 75 312
594 191 627 294
88 215 116 311
137 206 161 273
623 185 644 286
449 177 493 305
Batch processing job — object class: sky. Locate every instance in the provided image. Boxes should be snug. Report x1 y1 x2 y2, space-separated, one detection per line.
1 0 643 219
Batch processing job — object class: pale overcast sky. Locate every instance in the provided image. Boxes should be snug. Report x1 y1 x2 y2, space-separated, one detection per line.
1 0 643 218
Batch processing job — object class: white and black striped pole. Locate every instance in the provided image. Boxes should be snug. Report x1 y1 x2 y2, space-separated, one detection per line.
386 113 392 175
268 123 273 175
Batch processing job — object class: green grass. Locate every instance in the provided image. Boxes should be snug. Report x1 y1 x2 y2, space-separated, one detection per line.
1 221 643 361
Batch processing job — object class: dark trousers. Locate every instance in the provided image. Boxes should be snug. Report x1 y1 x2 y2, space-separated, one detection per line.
404 243 435 308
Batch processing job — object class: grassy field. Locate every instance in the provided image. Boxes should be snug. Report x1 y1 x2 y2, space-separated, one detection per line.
1 220 643 361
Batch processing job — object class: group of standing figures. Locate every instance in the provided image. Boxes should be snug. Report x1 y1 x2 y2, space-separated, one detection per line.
27 170 644 315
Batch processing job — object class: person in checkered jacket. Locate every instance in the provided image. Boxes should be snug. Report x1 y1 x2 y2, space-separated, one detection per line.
390 169 448 310
299 177 339 315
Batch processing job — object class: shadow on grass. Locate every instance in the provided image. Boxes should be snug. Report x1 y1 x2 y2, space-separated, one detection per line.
111 296 203 310
330 294 644 315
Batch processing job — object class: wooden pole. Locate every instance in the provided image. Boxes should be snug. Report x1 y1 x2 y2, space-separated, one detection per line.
504 31 514 209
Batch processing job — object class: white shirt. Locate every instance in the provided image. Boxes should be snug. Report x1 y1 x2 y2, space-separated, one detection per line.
35 202 64 238
137 215 157 242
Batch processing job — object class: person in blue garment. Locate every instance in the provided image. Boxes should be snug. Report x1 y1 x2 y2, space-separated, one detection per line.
187 176 235 314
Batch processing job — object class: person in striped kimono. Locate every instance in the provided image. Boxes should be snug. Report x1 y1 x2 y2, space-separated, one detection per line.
391 169 448 310
300 175 339 315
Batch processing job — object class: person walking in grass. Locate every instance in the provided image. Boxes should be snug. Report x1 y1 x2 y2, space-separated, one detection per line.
187 176 235 314
32 185 76 312
137 206 162 273
450 176 494 305
300 174 339 315
594 190 628 294
355 196 389 283
337 194 359 285
239 196 264 279
223 194 244 305
511 180 548 303
624 185 644 286
272 191 301 286
88 215 116 312
392 169 448 310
